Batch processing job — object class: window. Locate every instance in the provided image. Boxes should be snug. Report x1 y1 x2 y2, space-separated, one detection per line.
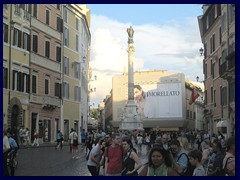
14 4 20 16
63 57 69 75
193 112 196 120
74 62 80 79
23 4 31 20
55 81 61 98
221 13 226 33
57 16 63 32
45 41 50 58
213 89 216 107
190 111 192 119
57 4 60 10
75 86 81 101
220 86 227 106
205 90 208 105
229 5 235 23
56 46 61 62
211 87 213 103
33 4 37 18
32 74 37 94
64 27 69 46
3 4 8 10
46 9 50 25
219 27 222 45
22 72 30 93
63 82 69 99
204 63 207 79
12 70 20 91
210 34 215 53
3 67 8 89
76 18 79 30
211 61 215 79
3 23 8 43
13 28 21 48
45 76 49 95
76 34 79 51
23 32 30 51
74 63 80 79
186 110 189 118
229 82 235 103
32 34 38 53
64 9 67 23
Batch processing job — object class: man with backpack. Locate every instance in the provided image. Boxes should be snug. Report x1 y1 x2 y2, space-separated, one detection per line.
169 139 193 176
223 136 235 176
104 133 123 176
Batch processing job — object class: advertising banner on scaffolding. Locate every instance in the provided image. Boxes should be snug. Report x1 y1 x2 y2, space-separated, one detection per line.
134 83 183 119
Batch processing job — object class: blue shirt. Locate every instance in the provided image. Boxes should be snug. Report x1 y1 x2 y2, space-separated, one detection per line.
81 131 86 140
176 150 188 173
8 137 18 149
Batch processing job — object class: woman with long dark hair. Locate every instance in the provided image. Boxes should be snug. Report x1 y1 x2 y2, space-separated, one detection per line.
139 146 179 176
121 138 142 176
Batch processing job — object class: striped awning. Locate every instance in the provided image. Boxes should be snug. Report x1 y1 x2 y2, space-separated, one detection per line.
216 120 227 128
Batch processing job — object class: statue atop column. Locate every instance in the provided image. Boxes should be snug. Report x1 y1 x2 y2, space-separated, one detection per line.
127 26 134 44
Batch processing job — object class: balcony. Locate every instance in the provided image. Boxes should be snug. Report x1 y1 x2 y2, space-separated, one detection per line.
226 51 235 71
30 94 61 108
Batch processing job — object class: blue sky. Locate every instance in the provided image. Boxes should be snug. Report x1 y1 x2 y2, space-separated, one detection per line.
87 4 203 25
86 4 204 107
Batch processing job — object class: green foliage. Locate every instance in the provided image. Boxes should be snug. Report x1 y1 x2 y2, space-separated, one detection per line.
89 108 100 120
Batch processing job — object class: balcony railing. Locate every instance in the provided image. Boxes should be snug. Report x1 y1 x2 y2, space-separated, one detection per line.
30 94 61 107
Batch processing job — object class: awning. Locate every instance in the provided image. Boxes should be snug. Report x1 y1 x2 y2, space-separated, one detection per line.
216 120 227 128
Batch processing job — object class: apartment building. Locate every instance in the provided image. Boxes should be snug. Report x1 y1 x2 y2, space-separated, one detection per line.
198 4 235 138
3 4 90 143
62 4 90 140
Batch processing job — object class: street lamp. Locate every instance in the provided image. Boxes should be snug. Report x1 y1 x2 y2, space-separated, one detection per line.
199 47 204 56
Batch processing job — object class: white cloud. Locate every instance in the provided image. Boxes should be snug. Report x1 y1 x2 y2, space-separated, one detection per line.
89 15 204 106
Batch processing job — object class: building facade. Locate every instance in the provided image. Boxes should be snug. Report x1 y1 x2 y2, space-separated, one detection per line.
3 4 91 143
105 70 204 132
198 4 235 138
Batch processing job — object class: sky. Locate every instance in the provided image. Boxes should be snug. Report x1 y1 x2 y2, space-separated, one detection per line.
86 4 204 107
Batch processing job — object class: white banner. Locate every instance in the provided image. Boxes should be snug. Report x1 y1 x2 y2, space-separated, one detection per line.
134 83 183 119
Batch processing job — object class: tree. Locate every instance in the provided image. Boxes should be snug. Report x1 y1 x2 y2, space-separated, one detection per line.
89 108 100 120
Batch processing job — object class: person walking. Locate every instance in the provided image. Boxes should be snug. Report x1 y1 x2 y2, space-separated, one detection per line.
18 127 25 145
69 129 79 159
69 128 74 152
3 132 11 176
24 128 31 147
55 130 63 150
32 130 39 147
81 129 87 150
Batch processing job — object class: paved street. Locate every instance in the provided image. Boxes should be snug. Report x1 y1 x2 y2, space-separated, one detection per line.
14 143 148 176
14 144 91 176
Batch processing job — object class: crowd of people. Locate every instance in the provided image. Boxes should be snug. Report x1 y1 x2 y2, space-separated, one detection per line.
3 127 235 176
81 129 235 176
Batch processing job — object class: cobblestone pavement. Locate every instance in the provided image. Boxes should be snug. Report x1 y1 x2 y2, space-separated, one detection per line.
14 143 148 176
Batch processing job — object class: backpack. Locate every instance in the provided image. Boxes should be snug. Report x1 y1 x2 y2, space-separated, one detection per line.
177 153 194 176
217 156 233 176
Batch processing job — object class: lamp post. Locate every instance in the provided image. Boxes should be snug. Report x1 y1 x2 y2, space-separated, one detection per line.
199 47 204 56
